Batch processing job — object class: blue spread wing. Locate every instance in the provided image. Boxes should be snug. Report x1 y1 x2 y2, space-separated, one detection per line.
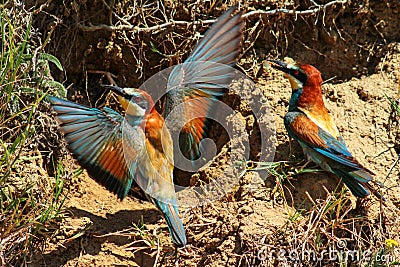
48 96 141 199
164 6 244 162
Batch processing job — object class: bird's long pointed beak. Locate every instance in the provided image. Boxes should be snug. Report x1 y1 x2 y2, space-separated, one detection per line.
267 59 291 75
102 84 130 98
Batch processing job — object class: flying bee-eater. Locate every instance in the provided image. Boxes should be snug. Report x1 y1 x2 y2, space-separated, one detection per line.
49 6 245 246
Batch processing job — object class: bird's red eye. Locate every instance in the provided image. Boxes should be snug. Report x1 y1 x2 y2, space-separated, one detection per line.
293 70 299 75
136 96 141 102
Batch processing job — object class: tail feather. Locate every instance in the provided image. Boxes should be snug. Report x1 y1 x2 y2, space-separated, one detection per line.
351 169 374 183
335 169 371 198
363 180 386 201
333 168 385 200
154 199 187 247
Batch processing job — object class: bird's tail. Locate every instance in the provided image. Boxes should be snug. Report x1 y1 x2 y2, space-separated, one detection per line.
154 200 187 247
333 168 385 201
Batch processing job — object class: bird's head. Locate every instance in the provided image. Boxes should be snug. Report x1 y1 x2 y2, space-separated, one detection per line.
103 85 155 116
268 59 325 111
267 59 323 91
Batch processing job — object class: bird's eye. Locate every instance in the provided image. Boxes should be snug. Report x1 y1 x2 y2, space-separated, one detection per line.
135 96 141 102
293 70 299 76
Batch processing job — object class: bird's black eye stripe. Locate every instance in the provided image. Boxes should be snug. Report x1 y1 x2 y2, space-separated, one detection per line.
291 69 307 84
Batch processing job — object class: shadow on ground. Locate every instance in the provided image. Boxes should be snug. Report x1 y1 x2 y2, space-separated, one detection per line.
33 207 168 267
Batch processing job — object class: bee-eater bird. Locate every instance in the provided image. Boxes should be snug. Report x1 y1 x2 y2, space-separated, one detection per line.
48 87 187 246
48 6 244 247
268 59 384 200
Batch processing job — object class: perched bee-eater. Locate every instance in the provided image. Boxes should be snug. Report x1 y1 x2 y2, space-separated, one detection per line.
49 6 244 246
268 59 384 200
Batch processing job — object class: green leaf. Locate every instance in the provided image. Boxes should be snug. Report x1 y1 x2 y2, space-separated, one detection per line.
43 79 67 98
38 52 63 71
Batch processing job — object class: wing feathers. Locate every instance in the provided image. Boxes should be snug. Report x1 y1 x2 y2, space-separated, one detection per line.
286 113 327 148
164 6 244 162
285 112 365 171
48 96 135 199
187 7 244 64
285 111 383 199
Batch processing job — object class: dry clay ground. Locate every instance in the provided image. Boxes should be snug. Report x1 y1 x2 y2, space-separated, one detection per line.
32 51 400 266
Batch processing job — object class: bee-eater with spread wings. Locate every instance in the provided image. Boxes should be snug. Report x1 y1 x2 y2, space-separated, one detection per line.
268 59 384 200
49 6 244 247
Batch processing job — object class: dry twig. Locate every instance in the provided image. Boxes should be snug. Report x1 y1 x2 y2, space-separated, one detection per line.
79 0 348 33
